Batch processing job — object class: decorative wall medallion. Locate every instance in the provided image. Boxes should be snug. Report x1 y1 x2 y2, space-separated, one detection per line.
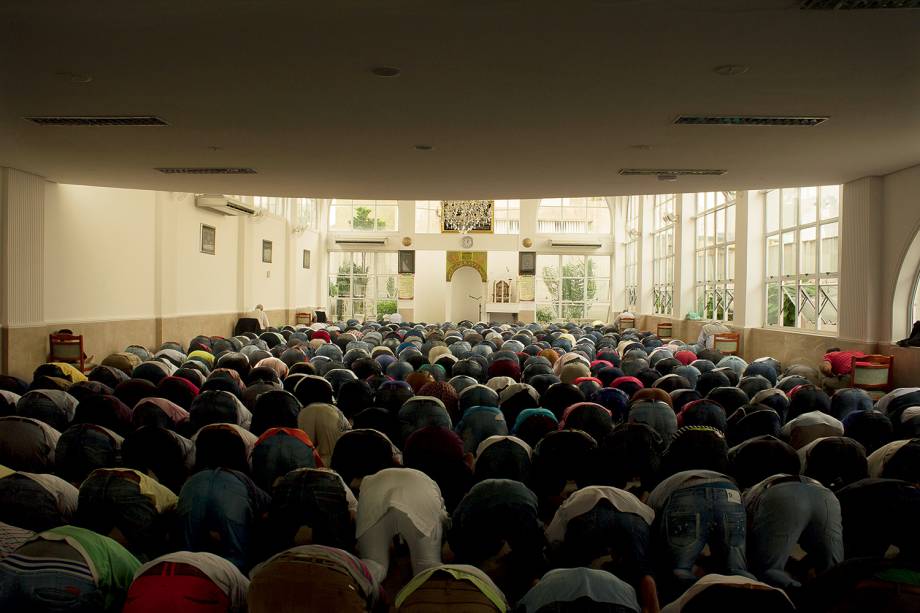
402 236 412 247
522 238 533 248
461 235 474 249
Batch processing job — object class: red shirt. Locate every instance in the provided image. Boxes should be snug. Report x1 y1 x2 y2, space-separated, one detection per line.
824 351 867 376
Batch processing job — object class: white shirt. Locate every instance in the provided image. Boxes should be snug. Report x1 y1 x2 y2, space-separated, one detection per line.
388 313 403 324
696 322 729 350
546 486 654 544
248 308 270 329
355 468 447 538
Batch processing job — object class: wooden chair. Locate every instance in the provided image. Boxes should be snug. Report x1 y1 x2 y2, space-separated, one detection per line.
713 332 741 356
295 312 313 326
657 322 673 340
851 354 894 400
48 332 86 372
618 316 635 333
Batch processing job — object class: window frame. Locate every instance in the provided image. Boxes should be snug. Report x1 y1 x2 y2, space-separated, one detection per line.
693 191 736 321
624 196 640 311
537 197 611 235
652 194 676 316
763 185 841 333
329 199 399 233
535 254 611 323
327 251 399 320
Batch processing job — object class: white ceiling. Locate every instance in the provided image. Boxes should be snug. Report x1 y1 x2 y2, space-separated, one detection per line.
1 0 918 200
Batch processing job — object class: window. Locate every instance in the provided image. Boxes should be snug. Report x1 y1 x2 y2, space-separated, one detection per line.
328 251 398 320
252 196 287 217
330 199 398 232
624 196 640 310
415 201 441 233
494 200 520 234
537 197 611 234
652 194 676 316
291 198 315 230
764 185 840 332
535 254 611 323
693 191 736 321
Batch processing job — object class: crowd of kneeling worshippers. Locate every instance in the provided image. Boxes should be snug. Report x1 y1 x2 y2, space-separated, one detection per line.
0 319 917 612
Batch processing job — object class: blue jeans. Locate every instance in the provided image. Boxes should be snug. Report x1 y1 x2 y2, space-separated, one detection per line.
0 565 102 612
746 477 844 588
177 469 257 571
657 481 752 592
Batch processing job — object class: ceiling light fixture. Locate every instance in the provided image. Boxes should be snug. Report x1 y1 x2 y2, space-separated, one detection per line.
675 115 828 127
56 71 93 83
713 64 749 76
371 66 401 78
619 168 727 176
414 144 433 151
628 144 653 150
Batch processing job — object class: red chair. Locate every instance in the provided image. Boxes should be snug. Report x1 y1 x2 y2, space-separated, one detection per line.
851 354 894 400
49 332 87 372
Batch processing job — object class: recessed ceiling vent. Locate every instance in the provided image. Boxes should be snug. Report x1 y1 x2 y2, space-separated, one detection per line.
156 167 257 175
675 115 828 127
618 169 727 176
24 115 168 126
800 1 919 9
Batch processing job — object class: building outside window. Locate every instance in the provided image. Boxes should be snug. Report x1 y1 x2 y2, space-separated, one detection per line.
624 196 640 311
535 254 611 323
252 196 287 217
537 197 611 234
330 199 398 232
694 191 736 321
652 194 676 316
764 185 840 332
328 251 398 320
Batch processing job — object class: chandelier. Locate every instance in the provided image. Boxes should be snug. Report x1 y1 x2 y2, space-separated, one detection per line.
441 200 493 234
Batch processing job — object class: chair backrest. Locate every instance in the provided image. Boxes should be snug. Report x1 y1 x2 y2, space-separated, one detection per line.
314 310 327 323
713 332 741 355
49 333 85 370
851 354 894 397
618 316 635 332
657 322 673 339
296 312 313 325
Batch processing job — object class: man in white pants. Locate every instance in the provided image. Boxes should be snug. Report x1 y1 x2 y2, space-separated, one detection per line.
355 468 447 583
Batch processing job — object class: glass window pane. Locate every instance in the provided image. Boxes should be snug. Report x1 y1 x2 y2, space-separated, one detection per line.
706 248 716 282
766 282 780 326
766 190 780 233
591 278 611 302
587 256 611 278
375 205 398 231
821 222 839 274
782 189 797 230
705 213 715 247
376 252 397 275
782 282 798 327
767 235 780 278
799 281 817 331
716 209 725 244
820 185 840 220
330 204 352 231
819 279 839 333
800 226 817 275
726 244 735 281
782 232 796 277
716 248 725 282
800 186 817 225
726 205 736 243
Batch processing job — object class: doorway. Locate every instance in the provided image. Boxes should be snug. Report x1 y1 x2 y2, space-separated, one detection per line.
450 266 483 322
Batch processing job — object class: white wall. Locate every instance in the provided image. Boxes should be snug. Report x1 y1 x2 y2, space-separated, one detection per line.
414 250 447 322
44 183 157 322
881 164 920 341
42 185 321 324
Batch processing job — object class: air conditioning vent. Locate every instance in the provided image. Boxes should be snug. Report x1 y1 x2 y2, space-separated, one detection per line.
618 168 727 176
24 115 168 127
674 115 828 127
157 167 257 175
800 1 919 9
550 240 603 248
195 194 256 216
334 239 389 246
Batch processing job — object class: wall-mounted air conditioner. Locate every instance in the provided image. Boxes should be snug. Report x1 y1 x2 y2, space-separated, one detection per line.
334 238 389 246
195 194 256 216
550 240 603 248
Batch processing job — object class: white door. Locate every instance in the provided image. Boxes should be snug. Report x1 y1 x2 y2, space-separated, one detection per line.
450 267 483 322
